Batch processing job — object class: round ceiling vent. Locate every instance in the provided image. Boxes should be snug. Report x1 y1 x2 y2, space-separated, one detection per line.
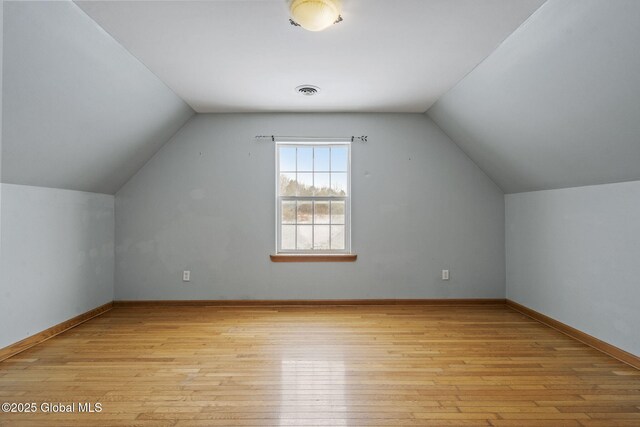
296 85 320 96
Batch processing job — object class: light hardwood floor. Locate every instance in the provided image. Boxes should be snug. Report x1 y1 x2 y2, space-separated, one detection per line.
0 304 639 426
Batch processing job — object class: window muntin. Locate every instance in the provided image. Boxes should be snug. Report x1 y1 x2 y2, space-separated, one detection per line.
276 143 351 253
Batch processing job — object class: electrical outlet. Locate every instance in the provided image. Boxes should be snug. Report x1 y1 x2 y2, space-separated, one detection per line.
442 270 450 281
182 270 191 282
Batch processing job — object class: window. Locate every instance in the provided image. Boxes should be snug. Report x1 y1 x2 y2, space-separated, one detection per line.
276 143 351 253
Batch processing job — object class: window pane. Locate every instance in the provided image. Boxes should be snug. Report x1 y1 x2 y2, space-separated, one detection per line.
276 143 350 253
279 147 296 172
331 147 348 172
282 201 296 224
297 225 313 250
331 225 345 250
281 225 296 250
314 147 330 171
297 201 313 224
296 173 313 196
314 201 330 224
313 173 330 196
314 225 330 250
279 173 297 196
330 173 348 196
297 147 313 172
331 201 345 224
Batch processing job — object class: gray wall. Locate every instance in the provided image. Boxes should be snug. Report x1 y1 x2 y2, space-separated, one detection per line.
506 181 640 356
0 184 114 348
115 113 505 300
429 0 640 193
1 1 193 194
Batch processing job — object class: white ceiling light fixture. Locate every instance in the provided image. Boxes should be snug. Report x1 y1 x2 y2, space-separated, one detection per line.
289 0 343 32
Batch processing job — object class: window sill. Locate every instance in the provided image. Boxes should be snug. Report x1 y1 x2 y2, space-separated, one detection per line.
270 254 357 263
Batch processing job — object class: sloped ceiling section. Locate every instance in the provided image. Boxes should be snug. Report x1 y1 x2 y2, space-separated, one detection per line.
1 1 194 194
428 0 640 194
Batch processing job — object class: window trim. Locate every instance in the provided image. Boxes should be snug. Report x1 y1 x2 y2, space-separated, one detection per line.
275 142 352 254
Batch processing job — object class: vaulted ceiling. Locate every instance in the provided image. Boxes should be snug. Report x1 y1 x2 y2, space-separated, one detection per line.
2 1 193 194
2 0 639 196
428 0 640 193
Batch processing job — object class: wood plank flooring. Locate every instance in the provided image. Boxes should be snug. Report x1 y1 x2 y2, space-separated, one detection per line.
0 304 638 426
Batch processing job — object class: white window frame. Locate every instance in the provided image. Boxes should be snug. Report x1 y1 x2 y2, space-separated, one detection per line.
275 141 351 254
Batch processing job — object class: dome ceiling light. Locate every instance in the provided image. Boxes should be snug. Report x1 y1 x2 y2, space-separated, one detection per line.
288 0 343 32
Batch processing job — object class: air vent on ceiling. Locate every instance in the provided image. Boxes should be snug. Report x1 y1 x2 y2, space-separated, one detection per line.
296 85 320 96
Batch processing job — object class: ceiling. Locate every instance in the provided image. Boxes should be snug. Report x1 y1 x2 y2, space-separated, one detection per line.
428 0 640 193
75 0 545 113
2 1 194 194
6 0 635 197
